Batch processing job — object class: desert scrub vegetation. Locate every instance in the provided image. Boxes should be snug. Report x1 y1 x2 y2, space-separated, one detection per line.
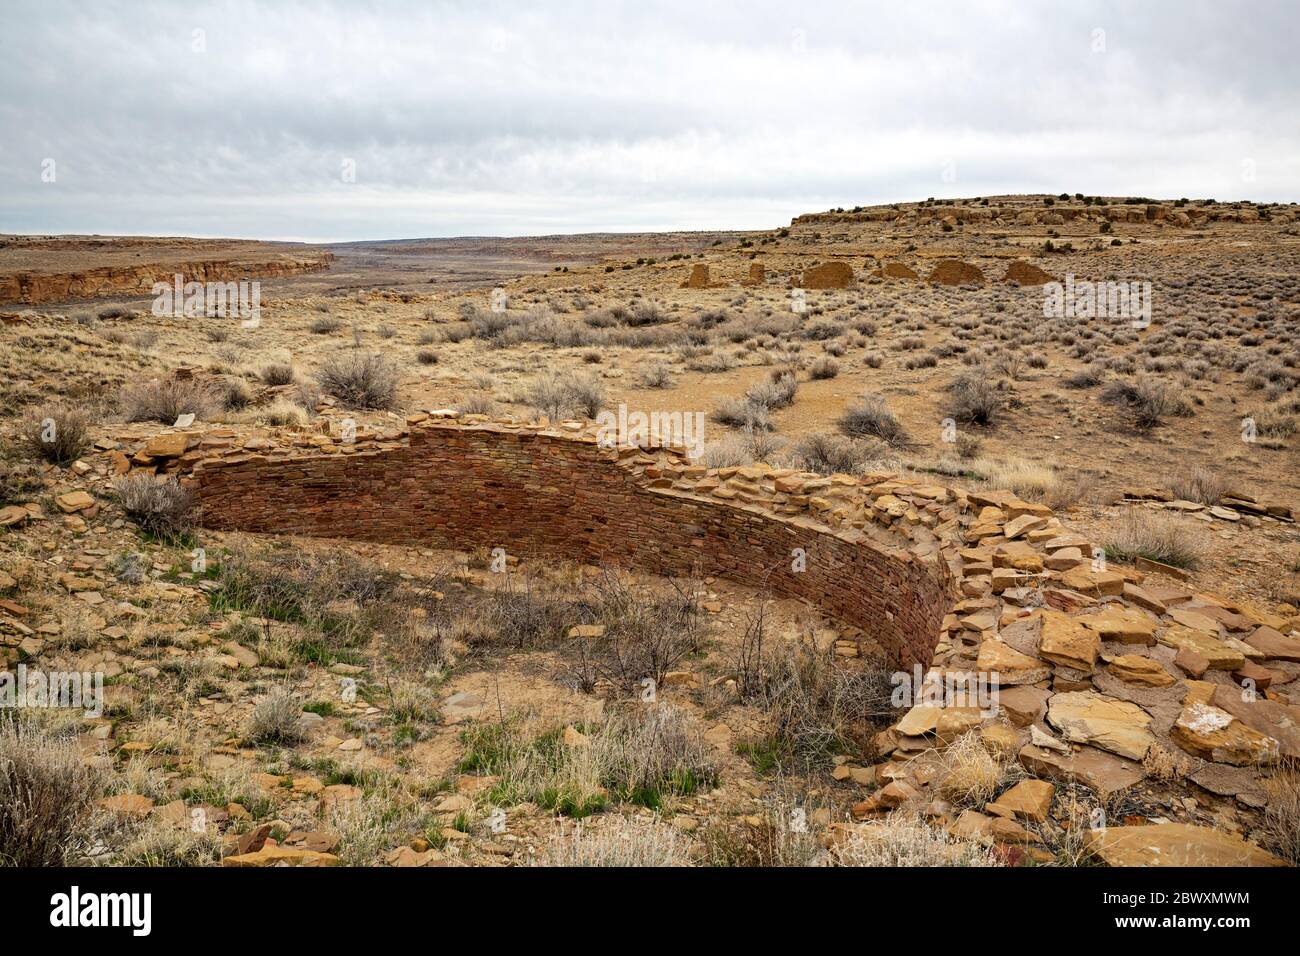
732 609 893 771
936 731 1024 807
837 393 911 446
571 572 703 692
1169 467 1226 506
710 396 771 431
120 378 222 424
832 812 998 867
523 369 607 420
944 368 1004 427
459 705 716 817
1103 508 1208 570
1259 761 1300 866
114 474 196 541
1 716 105 866
1101 376 1191 429
787 432 886 476
207 546 404 665
536 815 692 866
318 351 401 410
248 686 309 745
15 404 91 464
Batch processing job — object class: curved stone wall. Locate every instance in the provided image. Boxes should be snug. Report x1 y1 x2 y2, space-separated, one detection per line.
195 418 958 669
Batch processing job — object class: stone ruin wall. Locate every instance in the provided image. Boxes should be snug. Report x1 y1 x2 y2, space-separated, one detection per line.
195 420 956 669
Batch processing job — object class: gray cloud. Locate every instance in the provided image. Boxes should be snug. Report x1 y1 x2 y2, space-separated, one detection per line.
1 0 1297 240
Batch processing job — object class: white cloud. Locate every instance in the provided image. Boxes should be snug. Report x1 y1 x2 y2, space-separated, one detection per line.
1 0 1296 240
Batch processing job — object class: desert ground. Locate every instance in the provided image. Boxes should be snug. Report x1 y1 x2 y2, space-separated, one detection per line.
2 194 1300 868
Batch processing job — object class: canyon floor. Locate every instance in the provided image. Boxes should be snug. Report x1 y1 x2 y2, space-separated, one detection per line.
2 194 1300 868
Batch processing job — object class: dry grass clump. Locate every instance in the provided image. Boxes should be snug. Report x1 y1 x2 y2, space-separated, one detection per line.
833 812 998 867
455 391 497 416
838 393 911 446
702 790 826 867
256 397 309 427
537 816 692 867
460 705 716 817
121 378 222 424
1 717 105 866
318 352 401 410
696 433 755 469
937 732 1022 806
1259 761 1300 866
1247 405 1299 438
104 817 223 867
248 687 308 745
114 474 196 540
208 546 403 664
16 404 91 464
1169 466 1226 505
1103 508 1208 569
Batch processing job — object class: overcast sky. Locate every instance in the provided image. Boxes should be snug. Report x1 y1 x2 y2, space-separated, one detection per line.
1 0 1297 242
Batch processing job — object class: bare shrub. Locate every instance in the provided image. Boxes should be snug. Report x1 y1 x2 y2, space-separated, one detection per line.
582 573 702 692
220 377 255 411
640 362 675 388
1063 365 1106 389
0 717 105 866
310 316 342 334
318 352 400 410
121 379 222 424
17 405 90 464
734 609 894 769
838 393 910 446
746 370 798 410
789 432 885 476
1101 377 1191 429
808 356 840 380
710 397 771 431
260 363 295 386
114 474 196 540
946 369 1003 426
524 371 606 420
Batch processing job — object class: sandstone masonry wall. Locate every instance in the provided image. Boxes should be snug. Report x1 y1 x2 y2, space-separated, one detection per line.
196 420 955 669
